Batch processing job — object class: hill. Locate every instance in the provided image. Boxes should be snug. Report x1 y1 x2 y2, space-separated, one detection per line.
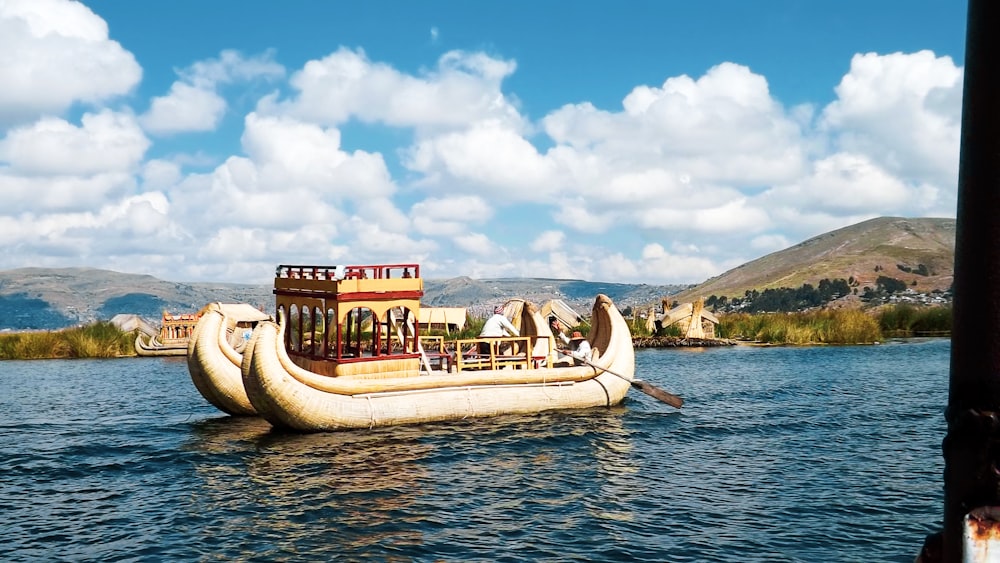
0 216 955 330
0 267 684 331
0 267 273 330
669 216 955 304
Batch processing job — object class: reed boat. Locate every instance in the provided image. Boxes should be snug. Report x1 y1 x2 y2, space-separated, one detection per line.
242 264 637 432
187 303 271 416
134 333 188 356
135 310 202 356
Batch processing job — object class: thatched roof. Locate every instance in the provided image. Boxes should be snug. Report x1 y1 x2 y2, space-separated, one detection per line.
660 302 719 326
110 314 157 337
540 299 584 328
418 307 467 330
213 303 271 323
655 299 719 339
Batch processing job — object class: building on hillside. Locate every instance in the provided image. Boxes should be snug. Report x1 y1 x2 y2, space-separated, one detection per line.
653 298 719 339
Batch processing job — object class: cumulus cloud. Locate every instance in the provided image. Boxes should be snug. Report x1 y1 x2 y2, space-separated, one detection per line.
261 47 524 131
404 119 558 199
453 232 498 256
0 0 141 124
543 62 807 187
0 110 149 175
239 112 396 197
410 195 493 236
0 110 149 213
820 50 961 203
0 6 965 290
140 50 284 134
530 230 565 253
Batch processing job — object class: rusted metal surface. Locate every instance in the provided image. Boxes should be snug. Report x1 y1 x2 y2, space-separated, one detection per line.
963 507 1000 562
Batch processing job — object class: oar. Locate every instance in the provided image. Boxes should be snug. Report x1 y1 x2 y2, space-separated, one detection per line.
558 349 684 409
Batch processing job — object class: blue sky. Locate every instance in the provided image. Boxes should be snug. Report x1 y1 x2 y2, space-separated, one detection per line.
0 0 967 285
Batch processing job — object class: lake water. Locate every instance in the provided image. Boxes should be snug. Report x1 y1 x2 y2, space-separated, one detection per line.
0 339 948 562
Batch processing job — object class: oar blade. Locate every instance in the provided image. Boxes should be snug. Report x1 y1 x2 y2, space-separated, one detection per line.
631 380 684 409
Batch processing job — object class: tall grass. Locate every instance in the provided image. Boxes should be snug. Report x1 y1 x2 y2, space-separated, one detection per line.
718 309 882 344
878 304 952 337
0 322 135 360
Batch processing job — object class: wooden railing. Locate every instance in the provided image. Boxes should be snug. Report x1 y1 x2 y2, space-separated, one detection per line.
453 336 533 371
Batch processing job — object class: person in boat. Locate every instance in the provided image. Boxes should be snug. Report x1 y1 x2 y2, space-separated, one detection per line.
568 331 592 365
402 268 412 278
549 315 570 346
478 305 519 355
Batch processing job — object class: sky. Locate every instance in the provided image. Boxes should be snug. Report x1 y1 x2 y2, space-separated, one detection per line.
0 0 968 285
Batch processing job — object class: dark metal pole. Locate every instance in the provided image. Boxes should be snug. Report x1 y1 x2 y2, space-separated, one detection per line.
922 1 1000 561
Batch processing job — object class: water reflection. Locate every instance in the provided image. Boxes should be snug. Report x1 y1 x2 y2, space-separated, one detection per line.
179 407 641 560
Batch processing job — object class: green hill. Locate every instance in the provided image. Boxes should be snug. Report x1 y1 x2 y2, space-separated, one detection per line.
669 217 955 304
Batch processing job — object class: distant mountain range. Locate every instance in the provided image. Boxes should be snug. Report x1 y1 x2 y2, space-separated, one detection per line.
0 216 955 331
0 267 684 331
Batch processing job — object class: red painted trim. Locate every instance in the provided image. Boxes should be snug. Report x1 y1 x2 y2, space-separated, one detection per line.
274 289 424 301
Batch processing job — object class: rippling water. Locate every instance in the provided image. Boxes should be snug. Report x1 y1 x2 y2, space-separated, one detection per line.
0 339 948 562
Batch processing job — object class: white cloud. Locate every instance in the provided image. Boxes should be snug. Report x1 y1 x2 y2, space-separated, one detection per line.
410 195 493 236
0 25 965 287
404 120 557 199
750 233 791 252
141 83 227 134
140 159 182 191
140 50 284 135
530 230 565 252
0 110 149 213
636 243 727 284
821 50 961 195
0 110 149 175
0 0 141 123
239 112 396 197
262 47 524 131
542 62 807 187
766 153 911 214
453 232 497 256
551 202 618 235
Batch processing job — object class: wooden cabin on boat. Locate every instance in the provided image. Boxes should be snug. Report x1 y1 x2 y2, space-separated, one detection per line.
159 310 201 345
273 264 558 377
275 264 426 377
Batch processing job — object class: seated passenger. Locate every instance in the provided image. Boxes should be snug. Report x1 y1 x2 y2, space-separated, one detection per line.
569 331 592 366
478 305 519 355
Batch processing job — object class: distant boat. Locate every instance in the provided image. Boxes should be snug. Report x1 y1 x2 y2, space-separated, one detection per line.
134 310 200 357
238 263 642 432
135 333 187 356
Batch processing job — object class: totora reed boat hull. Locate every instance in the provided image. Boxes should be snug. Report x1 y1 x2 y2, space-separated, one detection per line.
134 333 187 356
242 293 636 432
187 303 268 416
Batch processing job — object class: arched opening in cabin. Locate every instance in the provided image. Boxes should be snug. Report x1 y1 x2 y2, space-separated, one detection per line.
288 304 300 352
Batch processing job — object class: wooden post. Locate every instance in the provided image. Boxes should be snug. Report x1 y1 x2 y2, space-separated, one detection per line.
921 1 1000 561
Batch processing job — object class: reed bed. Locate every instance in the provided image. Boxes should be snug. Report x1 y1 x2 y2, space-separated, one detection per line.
718 309 882 344
0 322 135 360
878 304 952 337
